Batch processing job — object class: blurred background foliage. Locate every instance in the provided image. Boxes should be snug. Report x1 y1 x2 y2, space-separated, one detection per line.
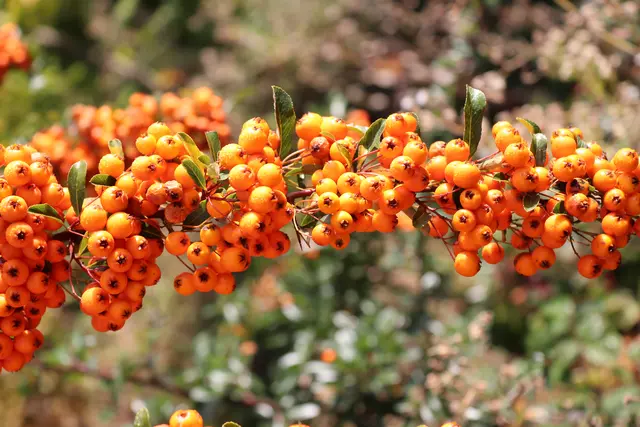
0 0 639 426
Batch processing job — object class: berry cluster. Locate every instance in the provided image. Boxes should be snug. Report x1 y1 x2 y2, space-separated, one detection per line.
154 408 462 427
5 85 640 373
0 144 71 373
0 23 31 82
168 117 291 296
29 88 231 177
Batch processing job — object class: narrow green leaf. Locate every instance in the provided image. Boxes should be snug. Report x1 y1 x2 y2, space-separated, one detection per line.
335 144 352 170
133 407 151 427
76 235 89 256
206 131 221 162
284 167 303 178
516 117 542 135
183 201 209 227
198 154 211 165
320 130 336 142
298 214 318 229
524 192 540 212
218 171 230 182
553 201 566 214
140 223 164 239
353 118 385 171
181 159 207 190
575 135 588 149
222 422 241 427
89 174 117 186
108 139 124 157
272 86 296 158
177 132 205 166
27 204 63 223
531 133 548 167
346 125 366 136
67 160 87 215
463 85 487 156
492 172 508 181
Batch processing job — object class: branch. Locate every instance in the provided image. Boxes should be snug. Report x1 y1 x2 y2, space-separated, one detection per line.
36 359 190 398
287 189 314 203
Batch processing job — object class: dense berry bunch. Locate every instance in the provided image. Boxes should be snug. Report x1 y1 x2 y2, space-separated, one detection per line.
28 87 231 177
0 23 31 82
5 84 640 374
0 144 71 373
168 116 292 296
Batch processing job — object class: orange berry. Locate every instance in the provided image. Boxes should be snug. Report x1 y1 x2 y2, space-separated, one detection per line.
577 255 603 278
494 127 521 151
452 209 476 233
248 186 278 214
481 241 504 264
514 252 537 276
452 163 481 189
612 148 639 173
320 117 348 142
169 409 204 427
296 112 323 140
165 231 191 255
257 163 283 188
98 154 125 178
80 287 110 316
444 139 470 162
454 251 481 277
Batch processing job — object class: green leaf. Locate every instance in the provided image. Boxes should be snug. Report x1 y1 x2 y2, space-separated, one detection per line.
183 201 209 227
67 160 87 215
335 144 352 170
181 159 207 190
346 125 367 136
222 423 241 427
177 132 205 166
108 139 124 157
284 167 303 178
516 117 542 135
272 86 296 158
463 85 487 157
298 214 318 229
523 192 540 212
358 118 386 151
133 407 151 427
76 235 89 256
553 201 566 214
206 131 221 162
531 133 548 167
28 204 63 223
411 206 431 228
353 118 385 171
575 135 588 149
140 223 164 240
492 172 508 181
89 174 117 187
198 154 211 165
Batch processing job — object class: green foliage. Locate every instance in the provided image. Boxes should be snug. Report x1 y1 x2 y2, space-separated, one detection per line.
67 160 87 215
